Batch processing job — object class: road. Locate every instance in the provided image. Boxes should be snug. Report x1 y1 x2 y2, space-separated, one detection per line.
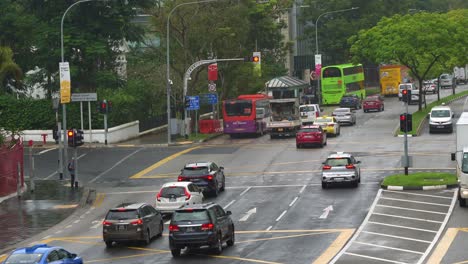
1 85 467 263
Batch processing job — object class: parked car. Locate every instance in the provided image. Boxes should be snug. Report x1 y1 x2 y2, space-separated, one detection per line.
428 105 454 133
2 244 83 264
332 108 356 125
178 162 225 197
321 152 361 188
398 83 416 101
169 203 235 257
363 95 384 112
296 125 327 148
155 182 204 215
102 203 163 247
339 94 361 109
299 104 322 125
314 116 340 136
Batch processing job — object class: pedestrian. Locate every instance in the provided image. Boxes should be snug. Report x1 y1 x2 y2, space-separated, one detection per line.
68 158 75 188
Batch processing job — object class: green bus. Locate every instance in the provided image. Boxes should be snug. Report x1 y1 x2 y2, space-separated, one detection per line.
321 63 366 105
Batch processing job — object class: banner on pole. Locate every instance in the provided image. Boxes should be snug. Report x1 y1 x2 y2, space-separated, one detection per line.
314 54 322 79
59 62 71 104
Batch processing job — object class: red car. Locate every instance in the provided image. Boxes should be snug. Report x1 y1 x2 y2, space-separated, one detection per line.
363 95 384 112
296 125 327 148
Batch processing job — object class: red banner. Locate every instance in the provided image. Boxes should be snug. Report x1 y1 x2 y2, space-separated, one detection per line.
208 63 218 81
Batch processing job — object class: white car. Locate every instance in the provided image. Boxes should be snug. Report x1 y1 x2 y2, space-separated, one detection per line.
398 83 416 101
299 104 322 125
429 105 454 133
155 182 204 215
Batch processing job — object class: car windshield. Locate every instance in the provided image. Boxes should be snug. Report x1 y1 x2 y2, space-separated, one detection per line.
300 106 316 112
182 167 209 176
160 187 185 198
462 153 468 173
5 254 43 264
325 158 351 166
299 128 319 133
106 209 138 220
400 84 412 90
431 110 450 117
173 210 210 221
224 100 252 116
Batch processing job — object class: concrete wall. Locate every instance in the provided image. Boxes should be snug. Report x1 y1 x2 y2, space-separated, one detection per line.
21 121 140 144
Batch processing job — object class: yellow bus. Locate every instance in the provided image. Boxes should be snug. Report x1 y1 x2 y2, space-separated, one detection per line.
379 65 409 96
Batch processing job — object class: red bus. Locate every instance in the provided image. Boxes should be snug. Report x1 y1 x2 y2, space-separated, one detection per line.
222 94 272 138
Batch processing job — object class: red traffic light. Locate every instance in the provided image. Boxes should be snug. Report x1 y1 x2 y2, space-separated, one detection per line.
400 114 406 121
402 89 408 95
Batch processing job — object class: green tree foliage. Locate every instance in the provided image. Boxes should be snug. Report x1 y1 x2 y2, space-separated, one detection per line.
0 46 23 94
348 10 468 110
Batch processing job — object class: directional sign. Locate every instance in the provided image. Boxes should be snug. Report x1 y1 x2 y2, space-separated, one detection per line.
71 93 98 102
186 96 199 110
200 93 218 105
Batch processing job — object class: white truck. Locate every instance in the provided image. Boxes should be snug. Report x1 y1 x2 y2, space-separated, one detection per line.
268 98 301 139
454 66 467 85
453 112 468 207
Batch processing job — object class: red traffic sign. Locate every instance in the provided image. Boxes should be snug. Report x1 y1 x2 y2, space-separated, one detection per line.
208 63 218 81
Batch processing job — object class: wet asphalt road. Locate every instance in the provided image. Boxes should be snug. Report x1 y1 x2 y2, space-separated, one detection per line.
1 85 467 263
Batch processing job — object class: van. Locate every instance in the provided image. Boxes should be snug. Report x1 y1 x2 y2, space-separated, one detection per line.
299 104 321 125
440 73 455 89
398 83 416 101
428 105 454 133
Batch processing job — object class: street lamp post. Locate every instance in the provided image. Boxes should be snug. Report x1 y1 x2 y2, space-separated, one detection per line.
315 7 359 104
166 0 219 145
60 0 94 180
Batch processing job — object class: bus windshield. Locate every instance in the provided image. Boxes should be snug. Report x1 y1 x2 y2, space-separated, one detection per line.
462 153 468 173
225 100 253 116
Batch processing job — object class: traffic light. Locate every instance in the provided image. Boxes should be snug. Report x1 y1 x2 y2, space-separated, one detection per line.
243 52 261 64
98 100 112 114
75 129 84 147
402 89 411 103
107 100 112 113
67 129 75 147
400 113 413 132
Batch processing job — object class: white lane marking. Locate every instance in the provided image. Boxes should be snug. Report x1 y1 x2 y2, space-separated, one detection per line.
343 252 408 264
44 153 86 180
38 148 57 155
91 219 104 229
42 235 51 240
239 187 251 196
372 212 443 223
354 241 424 255
381 197 450 207
368 221 438 233
65 225 72 229
329 189 384 264
299 185 306 193
361 231 431 243
165 220 171 225
383 190 453 199
73 220 80 224
376 204 447 215
239 208 257 222
275 210 287 222
319 205 334 219
223 200 236 209
266 226 273 231
289 197 298 207
55 230 63 234
89 149 143 183
419 187 457 264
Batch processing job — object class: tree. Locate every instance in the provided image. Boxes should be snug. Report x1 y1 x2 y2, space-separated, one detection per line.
348 11 467 110
0 46 23 94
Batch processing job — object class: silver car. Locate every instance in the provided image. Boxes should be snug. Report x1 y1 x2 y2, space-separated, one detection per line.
321 152 361 188
332 108 356 125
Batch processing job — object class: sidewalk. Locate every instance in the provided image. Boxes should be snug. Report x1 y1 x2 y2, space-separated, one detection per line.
0 180 83 253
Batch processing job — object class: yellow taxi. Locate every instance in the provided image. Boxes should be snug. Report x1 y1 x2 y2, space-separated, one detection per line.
314 116 341 136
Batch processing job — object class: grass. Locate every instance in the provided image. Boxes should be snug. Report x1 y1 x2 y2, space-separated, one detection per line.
382 172 457 187
397 90 468 136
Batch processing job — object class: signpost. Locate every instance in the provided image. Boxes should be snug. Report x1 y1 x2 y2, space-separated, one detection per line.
71 93 97 143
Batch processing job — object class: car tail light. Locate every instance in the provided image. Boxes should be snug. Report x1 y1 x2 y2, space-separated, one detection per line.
156 191 162 202
178 176 186 181
328 124 334 127
131 219 143 225
201 223 214 230
169 224 180 232
203 175 213 181
346 164 355 169
322 165 332 170
332 113 336 116
102 220 113 226
184 188 191 201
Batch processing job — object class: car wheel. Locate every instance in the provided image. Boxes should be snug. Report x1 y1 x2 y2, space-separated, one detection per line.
213 235 223 255
382 105 385 111
171 248 181 257
212 184 219 197
337 128 340 136
324 140 327 146
270 134 275 139
105 240 113 248
321 182 327 189
352 180 359 188
220 175 226 192
157 221 164 237
227 226 235 246
320 142 324 148
143 229 151 245
460 196 466 207
296 144 301 149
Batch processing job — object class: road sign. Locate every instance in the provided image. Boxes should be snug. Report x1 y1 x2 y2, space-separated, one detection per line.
200 93 218 105
208 63 218 81
208 82 216 92
186 96 200 110
59 62 71 104
71 93 98 102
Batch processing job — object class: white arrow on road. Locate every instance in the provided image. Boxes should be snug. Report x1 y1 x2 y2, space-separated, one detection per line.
319 205 334 219
239 208 257 222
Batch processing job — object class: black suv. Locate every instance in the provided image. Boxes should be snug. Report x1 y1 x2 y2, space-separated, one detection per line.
178 162 225 197
102 203 163 247
339 94 362 110
168 203 235 257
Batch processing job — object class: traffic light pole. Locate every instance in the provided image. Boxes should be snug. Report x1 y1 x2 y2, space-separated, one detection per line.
74 147 78 188
404 91 409 175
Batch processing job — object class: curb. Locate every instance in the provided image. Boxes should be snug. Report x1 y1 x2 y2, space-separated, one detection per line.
381 183 459 190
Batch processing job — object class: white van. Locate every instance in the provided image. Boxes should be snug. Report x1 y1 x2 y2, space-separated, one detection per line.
440 73 455 89
429 104 454 133
398 83 416 101
299 104 321 125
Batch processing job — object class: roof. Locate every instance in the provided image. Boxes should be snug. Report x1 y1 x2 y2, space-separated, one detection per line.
270 98 298 103
431 105 451 111
112 203 146 210
176 202 216 211
162 181 192 188
300 125 320 129
265 76 309 90
12 244 53 254
185 162 211 168
458 112 468 125
328 152 352 158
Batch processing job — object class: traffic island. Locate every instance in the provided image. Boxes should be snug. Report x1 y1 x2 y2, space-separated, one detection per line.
381 172 459 190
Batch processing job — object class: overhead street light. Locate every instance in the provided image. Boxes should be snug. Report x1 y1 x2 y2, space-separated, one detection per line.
315 7 359 103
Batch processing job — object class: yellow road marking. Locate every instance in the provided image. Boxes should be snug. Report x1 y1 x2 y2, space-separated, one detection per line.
206 254 283 264
130 146 200 179
86 252 167 263
92 193 105 208
427 228 460 264
53 204 78 209
0 254 6 262
312 228 354 264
